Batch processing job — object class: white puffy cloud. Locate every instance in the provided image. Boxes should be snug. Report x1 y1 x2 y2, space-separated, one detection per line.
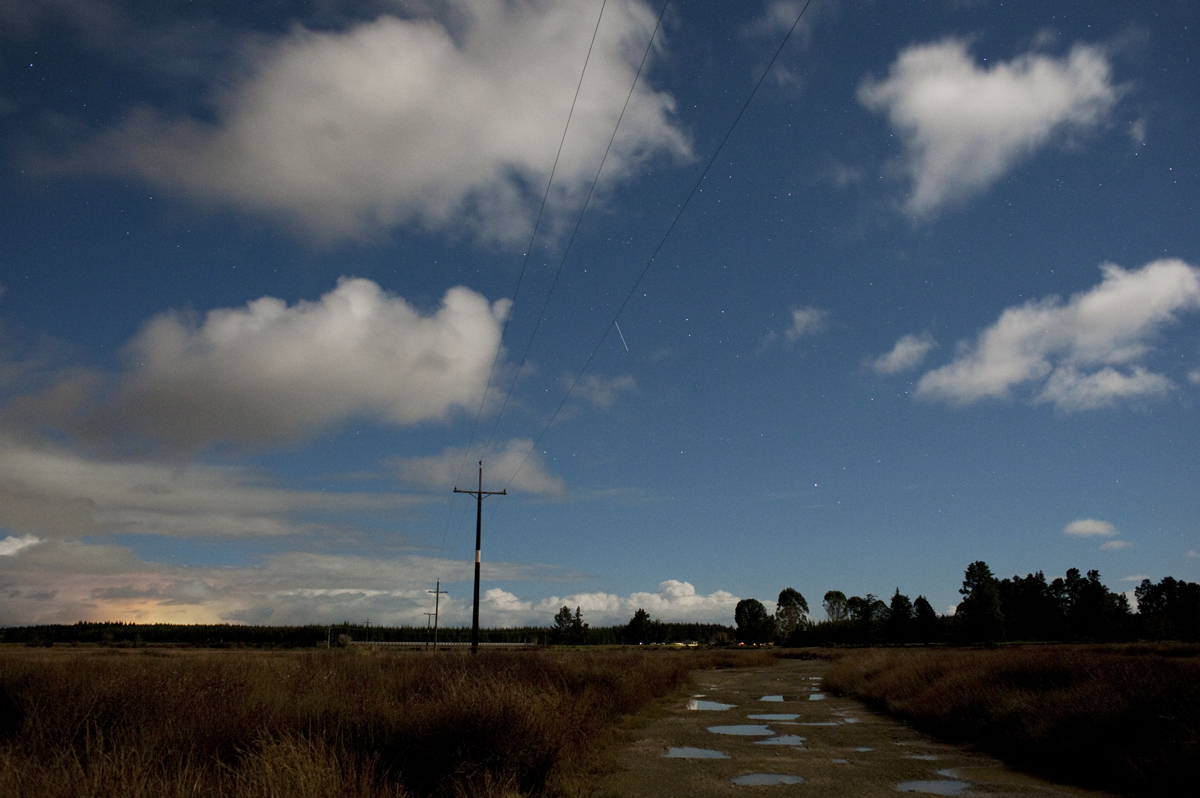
915 260 1200 409
534 580 738 625
393 438 565 495
859 38 1120 216
869 332 936 374
785 307 829 341
1064 519 1117 538
483 588 533 614
62 0 689 242
0 439 419 541
103 278 508 449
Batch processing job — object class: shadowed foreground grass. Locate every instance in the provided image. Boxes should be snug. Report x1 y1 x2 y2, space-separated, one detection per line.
822 645 1200 794
0 647 774 797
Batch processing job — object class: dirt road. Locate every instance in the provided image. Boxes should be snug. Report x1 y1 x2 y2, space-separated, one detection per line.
593 657 1122 798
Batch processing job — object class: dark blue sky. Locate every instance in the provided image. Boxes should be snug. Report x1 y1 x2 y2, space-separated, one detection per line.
1 0 1197 627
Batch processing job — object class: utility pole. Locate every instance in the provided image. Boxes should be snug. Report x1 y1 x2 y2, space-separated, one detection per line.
454 461 506 654
427 579 448 651
423 612 436 650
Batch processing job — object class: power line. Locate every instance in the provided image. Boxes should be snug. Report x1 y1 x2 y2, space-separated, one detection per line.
482 0 672 456
436 0 611 571
497 0 817 494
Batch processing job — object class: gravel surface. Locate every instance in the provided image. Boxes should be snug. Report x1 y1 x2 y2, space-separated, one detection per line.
592 658 1125 798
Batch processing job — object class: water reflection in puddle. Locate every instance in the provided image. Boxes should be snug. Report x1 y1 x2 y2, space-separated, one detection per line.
841 717 860 723
747 713 799 721
687 699 736 711
832 758 849 764
708 724 775 735
894 780 970 795
809 693 826 701
800 722 839 726
905 754 939 761
760 695 784 702
662 747 730 759
731 774 804 786
755 735 806 746
855 747 874 752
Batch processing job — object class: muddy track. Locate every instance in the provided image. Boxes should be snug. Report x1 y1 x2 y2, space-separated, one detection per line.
592 658 1123 798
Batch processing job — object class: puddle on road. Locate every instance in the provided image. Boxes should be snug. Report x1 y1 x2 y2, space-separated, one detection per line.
809 693 826 701
687 699 736 711
731 774 805 786
832 758 849 764
841 717 860 723
855 747 874 752
759 695 784 702
799 721 839 726
755 735 806 746
708 724 775 736
662 747 730 759
747 713 799 721
905 754 939 761
894 780 970 795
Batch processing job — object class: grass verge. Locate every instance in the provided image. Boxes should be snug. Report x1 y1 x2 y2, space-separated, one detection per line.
821 644 1200 794
0 646 773 797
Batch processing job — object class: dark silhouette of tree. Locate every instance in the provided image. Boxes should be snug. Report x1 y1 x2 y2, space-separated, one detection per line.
823 590 848 623
912 595 940 642
957 561 1004 642
624 608 665 644
997 571 1063 641
734 598 774 645
1069 570 1130 641
1135 577 1200 641
884 588 913 643
551 605 589 645
775 587 809 641
846 593 887 643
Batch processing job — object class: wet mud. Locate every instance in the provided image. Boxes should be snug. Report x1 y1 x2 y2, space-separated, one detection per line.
592 658 1125 798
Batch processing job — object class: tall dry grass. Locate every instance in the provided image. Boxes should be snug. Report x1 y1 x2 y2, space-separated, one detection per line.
0 647 770 797
823 645 1200 794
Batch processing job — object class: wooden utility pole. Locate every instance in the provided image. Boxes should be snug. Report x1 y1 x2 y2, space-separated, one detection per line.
453 461 505 654
423 612 436 650
427 580 448 650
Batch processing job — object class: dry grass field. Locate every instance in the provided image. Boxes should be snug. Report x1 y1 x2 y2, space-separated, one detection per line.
822 644 1200 794
0 646 773 798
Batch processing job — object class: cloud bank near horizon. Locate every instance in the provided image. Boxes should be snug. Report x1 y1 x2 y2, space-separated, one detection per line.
0 535 738 628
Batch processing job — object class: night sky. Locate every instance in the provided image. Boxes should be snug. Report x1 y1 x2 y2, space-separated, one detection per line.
2 0 1197 628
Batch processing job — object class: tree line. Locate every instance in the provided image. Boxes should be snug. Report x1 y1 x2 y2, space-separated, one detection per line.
730 564 1200 646
8 565 1197 648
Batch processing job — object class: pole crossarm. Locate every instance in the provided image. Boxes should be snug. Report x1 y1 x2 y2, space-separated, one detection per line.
453 461 506 654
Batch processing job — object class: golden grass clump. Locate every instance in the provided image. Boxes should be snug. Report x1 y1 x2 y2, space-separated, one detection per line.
0 647 766 797
823 645 1200 793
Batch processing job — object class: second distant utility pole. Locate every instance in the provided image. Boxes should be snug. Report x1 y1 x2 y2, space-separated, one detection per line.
427 579 448 651
454 461 505 654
